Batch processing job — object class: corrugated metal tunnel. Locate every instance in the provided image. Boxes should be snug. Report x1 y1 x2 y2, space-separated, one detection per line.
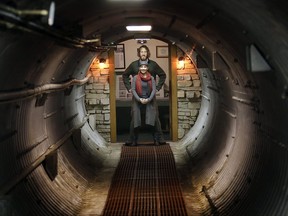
1 0 288 215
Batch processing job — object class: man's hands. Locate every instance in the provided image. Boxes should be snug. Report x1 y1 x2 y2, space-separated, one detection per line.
140 98 149 104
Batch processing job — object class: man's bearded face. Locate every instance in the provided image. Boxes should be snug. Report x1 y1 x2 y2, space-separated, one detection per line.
139 48 148 60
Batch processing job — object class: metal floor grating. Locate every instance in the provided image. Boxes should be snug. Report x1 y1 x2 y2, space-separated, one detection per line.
102 144 188 216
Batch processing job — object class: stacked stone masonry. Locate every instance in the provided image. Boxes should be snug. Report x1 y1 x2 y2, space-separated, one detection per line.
177 57 202 139
85 59 111 142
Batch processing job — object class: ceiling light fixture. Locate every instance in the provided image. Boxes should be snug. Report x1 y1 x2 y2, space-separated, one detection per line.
137 40 148 44
133 33 151 41
135 38 150 41
126 25 152 31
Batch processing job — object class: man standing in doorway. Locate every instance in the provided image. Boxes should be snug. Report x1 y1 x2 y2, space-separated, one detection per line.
122 45 167 146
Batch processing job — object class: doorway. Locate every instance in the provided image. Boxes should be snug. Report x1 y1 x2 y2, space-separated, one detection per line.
114 39 171 143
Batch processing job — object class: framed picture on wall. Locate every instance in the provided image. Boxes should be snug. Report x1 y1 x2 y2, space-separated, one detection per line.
114 44 126 69
116 73 132 99
156 46 169 58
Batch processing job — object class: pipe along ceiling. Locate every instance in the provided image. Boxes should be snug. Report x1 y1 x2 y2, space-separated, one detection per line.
1 0 288 215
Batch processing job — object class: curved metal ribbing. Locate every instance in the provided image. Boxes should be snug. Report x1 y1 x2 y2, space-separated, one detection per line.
102 144 188 216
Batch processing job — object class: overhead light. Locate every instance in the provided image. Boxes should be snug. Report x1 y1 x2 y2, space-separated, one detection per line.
137 40 148 44
108 0 148 1
126 25 152 31
135 37 150 44
133 33 151 41
135 38 150 41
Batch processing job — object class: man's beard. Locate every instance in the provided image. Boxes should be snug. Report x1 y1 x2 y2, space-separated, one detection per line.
140 55 147 60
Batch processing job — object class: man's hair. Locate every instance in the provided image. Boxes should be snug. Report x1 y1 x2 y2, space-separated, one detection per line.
137 45 151 58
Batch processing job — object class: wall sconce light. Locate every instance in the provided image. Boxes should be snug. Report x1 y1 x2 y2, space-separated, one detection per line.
177 56 185 69
99 58 106 69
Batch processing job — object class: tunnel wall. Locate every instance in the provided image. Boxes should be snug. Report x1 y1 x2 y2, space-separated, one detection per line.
163 1 288 213
0 32 108 215
1 1 288 215
179 50 288 215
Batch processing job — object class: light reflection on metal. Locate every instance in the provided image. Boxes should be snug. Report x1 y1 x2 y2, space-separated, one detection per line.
0 1 55 26
0 73 92 104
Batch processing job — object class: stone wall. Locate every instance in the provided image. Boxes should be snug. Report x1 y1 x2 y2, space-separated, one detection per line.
85 58 111 142
177 57 202 139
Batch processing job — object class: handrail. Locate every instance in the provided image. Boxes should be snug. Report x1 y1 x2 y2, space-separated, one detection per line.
0 73 92 103
0 3 103 49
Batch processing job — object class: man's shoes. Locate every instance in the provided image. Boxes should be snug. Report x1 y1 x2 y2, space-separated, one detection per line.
157 136 166 145
131 140 137 146
125 140 132 146
154 140 160 146
153 133 166 146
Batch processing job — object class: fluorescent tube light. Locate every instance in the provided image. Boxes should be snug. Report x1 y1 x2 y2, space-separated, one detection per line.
126 25 152 31
135 38 150 41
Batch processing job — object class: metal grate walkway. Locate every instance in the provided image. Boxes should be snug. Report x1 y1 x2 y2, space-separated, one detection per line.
102 144 188 216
